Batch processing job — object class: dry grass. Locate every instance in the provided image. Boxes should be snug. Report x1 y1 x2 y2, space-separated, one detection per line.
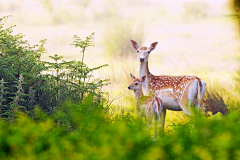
103 20 145 58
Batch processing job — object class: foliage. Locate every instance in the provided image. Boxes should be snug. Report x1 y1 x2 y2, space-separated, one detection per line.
0 15 108 118
1 100 240 159
0 15 45 118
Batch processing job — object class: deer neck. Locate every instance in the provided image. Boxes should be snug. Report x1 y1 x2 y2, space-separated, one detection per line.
139 61 150 95
134 89 143 105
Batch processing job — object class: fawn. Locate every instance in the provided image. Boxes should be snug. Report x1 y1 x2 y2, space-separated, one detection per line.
128 73 164 139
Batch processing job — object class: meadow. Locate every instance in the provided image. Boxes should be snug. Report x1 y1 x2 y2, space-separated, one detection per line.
0 0 240 159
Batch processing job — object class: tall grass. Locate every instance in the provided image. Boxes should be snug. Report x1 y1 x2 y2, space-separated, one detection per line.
203 89 229 115
103 20 145 58
230 0 240 33
202 81 230 116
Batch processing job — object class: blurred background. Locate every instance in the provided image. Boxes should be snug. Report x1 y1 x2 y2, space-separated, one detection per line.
1 0 239 126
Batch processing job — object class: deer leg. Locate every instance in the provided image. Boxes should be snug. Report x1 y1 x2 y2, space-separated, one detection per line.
178 80 200 116
201 80 206 101
159 108 166 132
153 112 159 140
178 101 194 116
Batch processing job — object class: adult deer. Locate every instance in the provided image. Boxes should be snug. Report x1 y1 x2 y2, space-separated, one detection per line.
130 40 206 117
128 73 164 139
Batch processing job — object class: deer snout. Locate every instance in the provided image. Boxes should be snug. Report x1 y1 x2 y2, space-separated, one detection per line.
140 57 145 62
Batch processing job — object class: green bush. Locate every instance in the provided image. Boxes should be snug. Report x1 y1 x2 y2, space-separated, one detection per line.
1 101 240 159
0 15 46 118
0 15 108 118
0 96 151 159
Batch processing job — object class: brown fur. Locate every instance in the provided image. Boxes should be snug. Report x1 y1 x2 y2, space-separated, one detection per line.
148 74 202 101
140 46 148 50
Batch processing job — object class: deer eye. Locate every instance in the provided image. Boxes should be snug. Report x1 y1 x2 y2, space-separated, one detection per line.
137 50 139 53
147 51 150 53
135 83 138 85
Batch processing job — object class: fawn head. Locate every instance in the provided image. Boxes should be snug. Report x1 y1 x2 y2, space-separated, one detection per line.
130 40 158 63
128 73 146 91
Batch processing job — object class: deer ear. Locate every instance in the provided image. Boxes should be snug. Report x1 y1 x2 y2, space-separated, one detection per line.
130 73 136 80
141 75 146 83
149 42 158 52
130 39 139 50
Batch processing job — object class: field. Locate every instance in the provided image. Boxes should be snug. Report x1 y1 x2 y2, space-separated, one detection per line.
0 0 240 159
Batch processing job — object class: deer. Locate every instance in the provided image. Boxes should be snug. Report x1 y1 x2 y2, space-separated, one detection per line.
128 73 164 140
130 39 206 119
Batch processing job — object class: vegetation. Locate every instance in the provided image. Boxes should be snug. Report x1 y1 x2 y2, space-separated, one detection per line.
0 15 108 119
1 13 240 159
230 0 240 32
1 101 240 159
103 20 145 58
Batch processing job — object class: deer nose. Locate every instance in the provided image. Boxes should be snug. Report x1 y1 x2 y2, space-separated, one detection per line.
128 86 131 90
140 58 145 62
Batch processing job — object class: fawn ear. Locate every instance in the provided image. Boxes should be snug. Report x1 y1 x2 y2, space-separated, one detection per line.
130 73 136 80
130 39 139 50
149 42 158 52
140 75 146 83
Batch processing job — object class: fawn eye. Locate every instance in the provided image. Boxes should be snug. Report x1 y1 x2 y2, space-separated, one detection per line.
147 51 150 53
135 83 138 85
137 50 139 53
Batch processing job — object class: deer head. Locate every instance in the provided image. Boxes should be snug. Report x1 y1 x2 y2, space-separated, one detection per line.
128 73 146 91
130 40 158 63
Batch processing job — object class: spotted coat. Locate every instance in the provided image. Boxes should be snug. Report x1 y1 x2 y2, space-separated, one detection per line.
148 74 203 101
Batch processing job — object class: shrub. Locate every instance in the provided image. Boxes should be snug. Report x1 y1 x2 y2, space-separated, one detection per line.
0 15 108 118
0 15 46 118
1 101 240 159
